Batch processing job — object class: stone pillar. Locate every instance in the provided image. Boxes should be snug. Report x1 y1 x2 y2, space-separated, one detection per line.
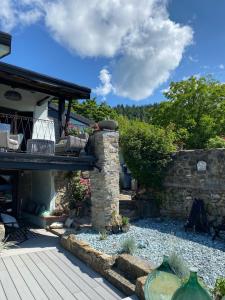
90 131 120 230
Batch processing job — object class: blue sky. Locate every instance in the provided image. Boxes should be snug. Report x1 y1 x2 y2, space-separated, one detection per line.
1 0 225 106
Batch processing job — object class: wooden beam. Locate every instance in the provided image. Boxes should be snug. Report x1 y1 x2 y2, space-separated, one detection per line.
58 98 65 137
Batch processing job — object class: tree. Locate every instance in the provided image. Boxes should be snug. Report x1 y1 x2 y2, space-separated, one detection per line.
72 98 117 122
118 117 176 188
148 76 225 149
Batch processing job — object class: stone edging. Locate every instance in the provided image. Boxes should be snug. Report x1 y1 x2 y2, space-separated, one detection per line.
60 234 152 299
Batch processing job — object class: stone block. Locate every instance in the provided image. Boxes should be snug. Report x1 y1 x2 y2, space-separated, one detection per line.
135 276 147 300
116 254 152 281
60 234 115 275
104 268 135 296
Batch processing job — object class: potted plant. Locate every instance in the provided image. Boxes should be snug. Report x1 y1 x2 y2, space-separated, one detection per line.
121 216 130 233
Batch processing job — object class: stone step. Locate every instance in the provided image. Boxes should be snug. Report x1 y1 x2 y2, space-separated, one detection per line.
104 268 136 296
116 254 152 281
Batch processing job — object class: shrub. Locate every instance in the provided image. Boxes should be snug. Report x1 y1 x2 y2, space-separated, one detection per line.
99 230 108 241
213 277 225 299
168 252 190 281
120 237 137 255
206 136 225 149
122 216 130 226
119 118 176 188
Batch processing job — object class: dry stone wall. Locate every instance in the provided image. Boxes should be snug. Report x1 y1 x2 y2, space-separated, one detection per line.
161 149 225 223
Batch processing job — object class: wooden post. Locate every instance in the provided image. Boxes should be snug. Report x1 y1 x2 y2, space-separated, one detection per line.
65 99 72 135
58 98 65 137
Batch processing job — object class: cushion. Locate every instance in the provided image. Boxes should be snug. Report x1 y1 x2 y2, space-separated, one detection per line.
0 213 19 228
49 222 64 229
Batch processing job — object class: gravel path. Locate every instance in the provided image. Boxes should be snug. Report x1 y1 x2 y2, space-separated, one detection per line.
75 218 225 288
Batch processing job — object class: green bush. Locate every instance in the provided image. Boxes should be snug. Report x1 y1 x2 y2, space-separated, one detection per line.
99 230 108 241
120 237 137 255
206 136 225 149
119 118 176 188
122 216 130 226
213 277 225 299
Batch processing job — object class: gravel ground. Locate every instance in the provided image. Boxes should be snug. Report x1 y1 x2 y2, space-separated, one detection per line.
75 218 225 288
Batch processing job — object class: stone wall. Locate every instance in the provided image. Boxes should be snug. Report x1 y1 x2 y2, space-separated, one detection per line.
161 149 225 222
90 131 120 230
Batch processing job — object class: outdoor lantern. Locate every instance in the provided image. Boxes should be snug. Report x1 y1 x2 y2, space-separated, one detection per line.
0 31 11 59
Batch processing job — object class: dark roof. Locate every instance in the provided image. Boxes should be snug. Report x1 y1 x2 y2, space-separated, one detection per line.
49 103 95 126
0 62 91 99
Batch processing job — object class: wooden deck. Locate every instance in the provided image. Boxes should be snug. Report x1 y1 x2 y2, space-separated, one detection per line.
0 248 126 300
0 230 127 300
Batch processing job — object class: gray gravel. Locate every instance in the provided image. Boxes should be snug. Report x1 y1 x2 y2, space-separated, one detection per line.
75 218 225 288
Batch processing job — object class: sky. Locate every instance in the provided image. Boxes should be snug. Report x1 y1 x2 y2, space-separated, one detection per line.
1 0 225 107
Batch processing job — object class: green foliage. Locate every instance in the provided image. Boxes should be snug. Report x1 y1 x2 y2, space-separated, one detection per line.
119 117 176 188
72 98 117 122
115 76 225 149
120 237 137 255
66 172 88 210
99 230 108 241
213 277 225 299
122 216 130 226
206 136 225 149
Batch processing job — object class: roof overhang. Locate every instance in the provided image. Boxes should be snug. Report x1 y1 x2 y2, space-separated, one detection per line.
0 62 91 100
0 32 11 59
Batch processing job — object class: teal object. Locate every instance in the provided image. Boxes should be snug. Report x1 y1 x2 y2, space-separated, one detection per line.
144 255 181 300
171 268 212 300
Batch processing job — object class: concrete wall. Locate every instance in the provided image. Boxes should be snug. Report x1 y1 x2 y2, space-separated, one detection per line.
161 149 225 222
20 170 56 213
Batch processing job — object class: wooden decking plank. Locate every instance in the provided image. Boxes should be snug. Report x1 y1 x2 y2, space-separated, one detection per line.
47 250 104 300
52 249 100 287
94 286 123 300
11 255 48 300
20 253 62 300
0 258 21 300
73 291 91 300
95 277 125 299
28 252 76 300
36 251 80 294
52 249 123 299
2 256 35 300
0 280 7 300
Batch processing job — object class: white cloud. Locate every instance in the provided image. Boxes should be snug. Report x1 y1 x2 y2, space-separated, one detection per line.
0 0 193 101
219 64 224 69
94 68 114 98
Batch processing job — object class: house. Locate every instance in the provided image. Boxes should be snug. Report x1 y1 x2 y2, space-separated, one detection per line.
0 61 95 227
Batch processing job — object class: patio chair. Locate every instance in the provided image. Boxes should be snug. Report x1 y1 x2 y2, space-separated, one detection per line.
0 130 23 151
0 213 28 243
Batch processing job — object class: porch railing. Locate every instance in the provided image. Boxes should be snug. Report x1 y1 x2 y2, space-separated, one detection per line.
0 112 89 156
